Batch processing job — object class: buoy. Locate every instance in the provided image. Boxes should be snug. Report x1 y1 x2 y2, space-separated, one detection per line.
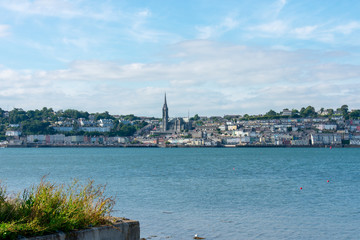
327 180 330 183
194 234 205 239
300 187 303 190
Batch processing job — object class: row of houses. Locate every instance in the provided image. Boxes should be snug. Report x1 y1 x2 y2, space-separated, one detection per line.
221 134 345 146
24 134 129 145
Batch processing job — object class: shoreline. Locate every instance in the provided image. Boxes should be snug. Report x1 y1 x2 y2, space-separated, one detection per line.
2 144 360 148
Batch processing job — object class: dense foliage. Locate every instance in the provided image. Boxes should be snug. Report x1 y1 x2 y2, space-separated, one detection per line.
240 105 358 121
0 178 114 239
0 108 147 137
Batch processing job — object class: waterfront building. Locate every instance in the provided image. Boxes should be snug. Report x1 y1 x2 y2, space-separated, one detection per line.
5 130 21 137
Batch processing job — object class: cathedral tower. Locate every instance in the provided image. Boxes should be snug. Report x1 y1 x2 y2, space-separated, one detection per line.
162 93 169 131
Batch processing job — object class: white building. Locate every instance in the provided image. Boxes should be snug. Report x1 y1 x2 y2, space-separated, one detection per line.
27 135 46 143
282 109 292 116
99 119 114 128
53 126 74 132
48 134 65 144
80 126 111 132
317 124 337 131
311 134 342 145
5 130 21 137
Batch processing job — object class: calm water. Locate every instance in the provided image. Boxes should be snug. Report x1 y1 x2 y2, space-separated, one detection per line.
0 147 359 239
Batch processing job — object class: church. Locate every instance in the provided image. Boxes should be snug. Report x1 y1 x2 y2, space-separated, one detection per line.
160 93 190 133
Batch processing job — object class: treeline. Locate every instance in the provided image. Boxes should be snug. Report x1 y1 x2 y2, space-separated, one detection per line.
0 107 147 138
240 105 360 121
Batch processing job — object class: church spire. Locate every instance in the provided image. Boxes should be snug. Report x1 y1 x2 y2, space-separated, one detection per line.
162 92 169 131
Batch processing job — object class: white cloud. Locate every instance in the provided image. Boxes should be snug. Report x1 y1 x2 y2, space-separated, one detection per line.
125 8 180 43
274 0 287 16
0 0 114 20
331 21 360 35
1 41 359 115
0 24 10 37
248 19 360 43
196 16 239 39
251 20 287 35
137 9 151 17
0 0 79 17
62 37 96 51
292 25 318 39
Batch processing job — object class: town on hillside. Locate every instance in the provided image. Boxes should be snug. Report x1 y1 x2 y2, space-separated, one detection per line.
1 96 360 148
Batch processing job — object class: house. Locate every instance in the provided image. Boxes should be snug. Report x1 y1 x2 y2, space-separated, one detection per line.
48 134 65 144
99 119 114 128
80 126 111 132
291 139 310 146
311 134 342 145
27 135 46 143
218 125 227 131
5 130 21 137
223 138 240 145
53 126 74 132
317 124 337 131
227 125 238 131
281 109 292 116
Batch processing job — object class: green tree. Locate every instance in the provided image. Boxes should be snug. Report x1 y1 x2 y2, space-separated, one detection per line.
112 122 136 136
121 114 140 121
190 114 200 121
95 111 115 121
349 110 360 119
9 108 28 123
21 120 55 135
291 109 300 118
326 108 334 116
300 106 317 118
340 105 349 119
265 110 277 117
62 109 89 119
133 120 148 130
195 120 204 126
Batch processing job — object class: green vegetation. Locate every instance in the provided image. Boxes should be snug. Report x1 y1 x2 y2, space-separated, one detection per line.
238 105 360 121
120 114 140 121
0 107 149 137
350 110 360 119
61 109 89 120
190 114 200 121
111 122 137 136
94 111 115 121
0 178 114 239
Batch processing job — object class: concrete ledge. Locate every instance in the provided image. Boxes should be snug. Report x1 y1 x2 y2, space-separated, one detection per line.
25 219 139 240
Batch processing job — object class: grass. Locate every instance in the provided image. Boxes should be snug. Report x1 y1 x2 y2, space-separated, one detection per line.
0 177 115 239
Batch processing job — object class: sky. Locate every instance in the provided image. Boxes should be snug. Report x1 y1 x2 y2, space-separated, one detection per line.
0 0 360 117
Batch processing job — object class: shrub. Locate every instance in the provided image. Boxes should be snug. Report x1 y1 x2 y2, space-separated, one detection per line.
0 178 114 239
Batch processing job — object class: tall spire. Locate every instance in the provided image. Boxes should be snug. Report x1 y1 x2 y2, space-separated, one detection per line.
162 92 169 131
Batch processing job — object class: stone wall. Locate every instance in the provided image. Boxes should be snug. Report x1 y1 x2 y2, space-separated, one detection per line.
25 219 140 240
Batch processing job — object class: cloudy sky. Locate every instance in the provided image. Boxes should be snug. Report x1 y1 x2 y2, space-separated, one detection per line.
0 0 359 117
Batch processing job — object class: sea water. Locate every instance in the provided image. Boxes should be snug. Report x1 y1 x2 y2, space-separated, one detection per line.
0 147 359 239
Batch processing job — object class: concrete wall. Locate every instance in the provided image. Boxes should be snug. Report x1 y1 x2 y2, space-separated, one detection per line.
25 219 139 240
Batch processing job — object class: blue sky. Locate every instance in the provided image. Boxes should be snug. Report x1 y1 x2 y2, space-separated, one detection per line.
0 0 360 117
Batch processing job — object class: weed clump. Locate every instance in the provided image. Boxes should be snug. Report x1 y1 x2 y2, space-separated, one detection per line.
0 178 114 239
